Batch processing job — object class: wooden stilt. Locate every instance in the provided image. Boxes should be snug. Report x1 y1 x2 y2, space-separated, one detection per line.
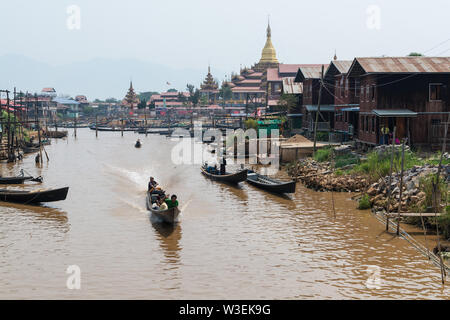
386 127 396 231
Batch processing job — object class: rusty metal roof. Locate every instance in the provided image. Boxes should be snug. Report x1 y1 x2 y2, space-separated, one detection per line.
351 57 450 74
282 77 303 94
330 60 353 74
295 64 329 82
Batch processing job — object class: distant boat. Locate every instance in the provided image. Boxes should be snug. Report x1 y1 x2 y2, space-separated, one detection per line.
200 165 247 184
0 175 42 185
135 140 142 148
146 192 180 224
246 170 296 194
0 187 69 204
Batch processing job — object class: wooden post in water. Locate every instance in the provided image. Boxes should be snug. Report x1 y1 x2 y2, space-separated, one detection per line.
145 108 148 137
35 94 43 164
121 117 124 137
434 113 449 284
95 115 98 138
386 126 396 231
396 138 406 235
6 90 12 161
313 65 324 155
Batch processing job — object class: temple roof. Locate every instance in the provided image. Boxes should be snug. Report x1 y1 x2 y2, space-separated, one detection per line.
259 21 279 65
200 66 219 90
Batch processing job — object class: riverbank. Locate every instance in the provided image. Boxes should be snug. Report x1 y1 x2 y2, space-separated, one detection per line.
285 145 450 256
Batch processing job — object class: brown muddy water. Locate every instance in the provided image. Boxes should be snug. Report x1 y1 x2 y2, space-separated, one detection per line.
0 128 448 299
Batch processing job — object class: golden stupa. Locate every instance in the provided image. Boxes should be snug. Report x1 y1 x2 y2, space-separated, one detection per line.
252 20 279 72
259 22 279 64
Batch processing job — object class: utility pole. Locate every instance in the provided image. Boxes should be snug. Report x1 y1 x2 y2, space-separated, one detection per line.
313 65 324 155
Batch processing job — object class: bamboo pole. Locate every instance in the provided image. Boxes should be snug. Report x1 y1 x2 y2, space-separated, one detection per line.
396 138 406 235
313 65 324 155
386 126 396 231
34 95 43 164
434 113 449 284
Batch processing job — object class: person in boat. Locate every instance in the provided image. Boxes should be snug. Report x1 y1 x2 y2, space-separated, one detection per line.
220 157 226 175
158 196 168 211
148 177 158 192
165 194 178 209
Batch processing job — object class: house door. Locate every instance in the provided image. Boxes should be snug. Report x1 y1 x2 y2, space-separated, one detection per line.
396 117 406 140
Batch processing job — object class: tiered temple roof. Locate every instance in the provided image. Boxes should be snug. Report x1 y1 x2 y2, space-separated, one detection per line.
122 81 140 108
200 66 219 92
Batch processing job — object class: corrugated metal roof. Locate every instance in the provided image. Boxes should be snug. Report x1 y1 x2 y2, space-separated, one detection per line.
295 64 329 81
330 60 353 74
372 109 418 117
305 105 335 112
282 77 303 94
353 57 450 74
53 97 80 105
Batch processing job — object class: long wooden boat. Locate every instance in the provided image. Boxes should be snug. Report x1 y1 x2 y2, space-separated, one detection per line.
246 170 296 194
146 192 180 224
0 176 34 184
201 165 247 184
0 187 69 204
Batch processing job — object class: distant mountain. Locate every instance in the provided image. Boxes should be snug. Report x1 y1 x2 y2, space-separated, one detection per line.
0 54 226 100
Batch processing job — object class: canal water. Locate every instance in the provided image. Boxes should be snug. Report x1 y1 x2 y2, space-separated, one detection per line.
0 128 448 299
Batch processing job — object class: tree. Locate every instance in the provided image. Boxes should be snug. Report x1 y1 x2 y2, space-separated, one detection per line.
219 83 232 101
137 99 147 109
278 93 299 113
105 97 118 103
408 52 424 56
177 92 188 103
186 84 200 106
167 88 178 92
138 91 159 101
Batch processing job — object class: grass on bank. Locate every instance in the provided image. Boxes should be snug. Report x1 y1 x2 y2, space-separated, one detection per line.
313 147 360 169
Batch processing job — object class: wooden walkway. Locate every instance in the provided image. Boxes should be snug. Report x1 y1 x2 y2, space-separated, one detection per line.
386 212 442 218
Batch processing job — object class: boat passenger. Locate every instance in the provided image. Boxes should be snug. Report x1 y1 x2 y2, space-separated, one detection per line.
165 195 178 209
158 197 168 211
148 177 158 192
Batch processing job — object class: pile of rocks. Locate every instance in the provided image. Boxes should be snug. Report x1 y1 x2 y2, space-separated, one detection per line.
367 164 449 213
287 159 368 192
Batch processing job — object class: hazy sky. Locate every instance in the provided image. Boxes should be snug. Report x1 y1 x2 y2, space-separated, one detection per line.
0 0 449 95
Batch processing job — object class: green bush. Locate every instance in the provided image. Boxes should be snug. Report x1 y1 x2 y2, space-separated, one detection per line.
438 206 450 239
358 194 371 210
334 153 360 168
314 147 332 162
316 131 329 141
352 150 424 182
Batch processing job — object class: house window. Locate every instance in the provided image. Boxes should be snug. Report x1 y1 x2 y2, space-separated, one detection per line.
371 116 375 133
371 85 376 101
340 78 344 98
429 83 443 101
355 79 360 97
365 116 369 132
360 85 364 99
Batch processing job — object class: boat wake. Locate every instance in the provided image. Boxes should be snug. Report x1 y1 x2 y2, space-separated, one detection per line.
102 163 151 190
118 197 148 215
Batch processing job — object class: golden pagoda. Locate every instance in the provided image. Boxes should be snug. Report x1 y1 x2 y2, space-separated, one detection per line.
253 20 279 72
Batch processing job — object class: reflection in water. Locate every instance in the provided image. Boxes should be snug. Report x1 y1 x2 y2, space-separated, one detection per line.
151 220 182 265
0 201 69 231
